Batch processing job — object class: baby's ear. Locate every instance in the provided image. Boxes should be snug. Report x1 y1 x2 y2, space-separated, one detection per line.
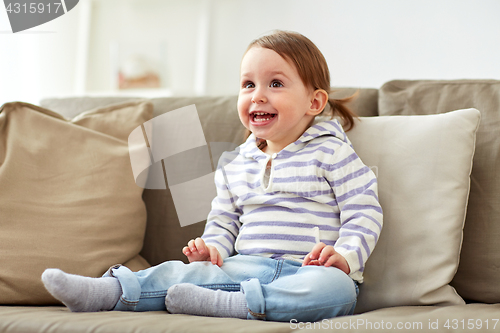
308 89 329 116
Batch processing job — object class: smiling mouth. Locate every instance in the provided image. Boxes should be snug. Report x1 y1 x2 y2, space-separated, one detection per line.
252 112 276 122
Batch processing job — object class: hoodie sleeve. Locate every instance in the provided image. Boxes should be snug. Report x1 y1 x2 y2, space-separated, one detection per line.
326 142 383 282
201 153 242 260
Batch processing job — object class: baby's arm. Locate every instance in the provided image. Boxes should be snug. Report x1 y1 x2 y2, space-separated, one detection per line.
183 237 223 267
200 151 242 260
327 143 382 279
302 242 350 275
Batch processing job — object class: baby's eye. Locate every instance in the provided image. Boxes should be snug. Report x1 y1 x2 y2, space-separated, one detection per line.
270 80 283 88
242 81 255 89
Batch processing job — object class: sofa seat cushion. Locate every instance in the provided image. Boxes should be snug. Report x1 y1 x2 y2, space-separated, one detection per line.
0 306 293 333
0 304 498 333
323 304 500 332
378 79 500 303
0 101 152 305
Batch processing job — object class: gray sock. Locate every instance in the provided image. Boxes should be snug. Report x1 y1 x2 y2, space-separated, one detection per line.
41 268 122 312
166 283 248 319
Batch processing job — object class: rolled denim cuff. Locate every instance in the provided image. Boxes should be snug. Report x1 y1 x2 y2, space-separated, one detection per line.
104 264 141 311
240 278 266 320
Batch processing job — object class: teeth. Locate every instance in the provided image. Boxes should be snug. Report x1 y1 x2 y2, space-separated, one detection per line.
252 112 275 122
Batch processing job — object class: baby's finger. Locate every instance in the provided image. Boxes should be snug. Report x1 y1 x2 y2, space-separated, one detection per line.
216 251 223 267
323 253 350 274
182 246 191 256
302 253 312 266
194 237 207 254
323 253 339 267
208 246 220 266
308 242 326 261
318 246 335 264
187 239 196 252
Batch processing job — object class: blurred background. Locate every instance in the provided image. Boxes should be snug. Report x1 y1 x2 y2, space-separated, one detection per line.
1 0 499 106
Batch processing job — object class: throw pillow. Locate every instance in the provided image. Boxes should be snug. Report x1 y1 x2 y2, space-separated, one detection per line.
345 109 480 313
0 101 152 305
379 79 500 303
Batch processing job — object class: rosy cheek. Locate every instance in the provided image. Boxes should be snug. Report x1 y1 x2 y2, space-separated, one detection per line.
237 97 249 115
236 107 248 124
237 96 244 110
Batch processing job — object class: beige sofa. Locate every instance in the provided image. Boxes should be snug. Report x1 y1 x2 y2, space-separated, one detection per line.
0 79 499 332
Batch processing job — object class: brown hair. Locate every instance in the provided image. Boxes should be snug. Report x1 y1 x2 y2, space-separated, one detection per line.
242 30 357 140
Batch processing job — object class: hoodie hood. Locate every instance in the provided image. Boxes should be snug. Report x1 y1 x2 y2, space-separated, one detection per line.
298 118 350 145
239 118 351 160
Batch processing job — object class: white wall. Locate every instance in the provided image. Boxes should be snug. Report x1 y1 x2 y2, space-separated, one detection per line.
206 0 500 94
1 0 499 105
0 3 81 105
86 0 203 95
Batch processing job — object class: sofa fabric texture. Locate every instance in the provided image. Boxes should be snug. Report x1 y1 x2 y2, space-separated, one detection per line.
0 101 152 305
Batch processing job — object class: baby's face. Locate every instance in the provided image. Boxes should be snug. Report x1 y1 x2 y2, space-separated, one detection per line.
238 46 317 152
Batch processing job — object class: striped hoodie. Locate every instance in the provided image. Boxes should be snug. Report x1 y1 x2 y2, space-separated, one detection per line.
202 119 382 282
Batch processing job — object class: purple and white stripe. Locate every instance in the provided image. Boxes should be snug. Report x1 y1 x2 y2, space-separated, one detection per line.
202 120 382 283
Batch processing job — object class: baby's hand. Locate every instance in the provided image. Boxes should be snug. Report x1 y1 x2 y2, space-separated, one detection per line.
183 237 223 267
302 242 350 275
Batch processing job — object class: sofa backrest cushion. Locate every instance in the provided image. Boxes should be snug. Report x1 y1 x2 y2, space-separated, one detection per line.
346 109 480 313
379 79 500 303
330 88 379 117
0 101 151 305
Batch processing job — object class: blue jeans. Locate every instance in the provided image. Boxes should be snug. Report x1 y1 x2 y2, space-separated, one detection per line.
103 255 358 322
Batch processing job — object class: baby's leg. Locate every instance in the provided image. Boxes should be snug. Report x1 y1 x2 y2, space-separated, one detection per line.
42 255 281 314
42 269 122 312
164 256 289 319
166 283 247 318
42 257 258 313
242 263 358 322
166 261 358 322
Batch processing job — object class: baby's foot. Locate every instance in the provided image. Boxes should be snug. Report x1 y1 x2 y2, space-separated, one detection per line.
166 283 248 319
41 268 122 312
